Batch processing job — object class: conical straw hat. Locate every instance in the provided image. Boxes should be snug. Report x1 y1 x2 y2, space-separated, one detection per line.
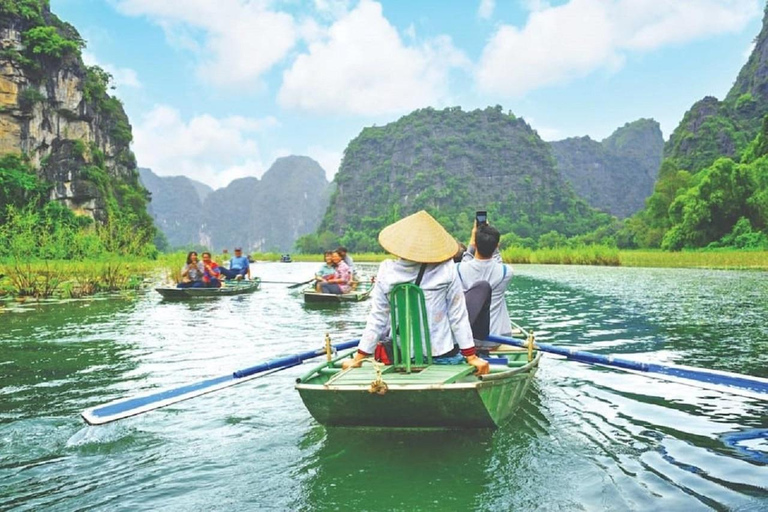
378 210 458 263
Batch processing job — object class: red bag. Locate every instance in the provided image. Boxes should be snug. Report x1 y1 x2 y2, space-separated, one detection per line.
374 342 393 365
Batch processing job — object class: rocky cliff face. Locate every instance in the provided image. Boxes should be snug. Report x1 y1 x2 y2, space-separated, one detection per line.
140 156 331 252
0 2 144 223
664 5 768 173
138 168 211 248
551 119 663 218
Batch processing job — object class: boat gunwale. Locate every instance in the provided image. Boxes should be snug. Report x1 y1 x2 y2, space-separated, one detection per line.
295 353 540 392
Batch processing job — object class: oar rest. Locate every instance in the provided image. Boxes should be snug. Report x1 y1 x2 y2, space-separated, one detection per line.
389 283 432 373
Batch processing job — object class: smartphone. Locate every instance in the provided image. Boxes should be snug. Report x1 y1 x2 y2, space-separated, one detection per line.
475 210 487 226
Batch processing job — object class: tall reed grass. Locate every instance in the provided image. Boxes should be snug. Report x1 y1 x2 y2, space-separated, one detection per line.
618 250 768 270
0 258 154 299
501 245 621 265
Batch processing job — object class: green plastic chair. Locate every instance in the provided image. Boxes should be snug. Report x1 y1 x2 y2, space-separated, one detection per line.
389 283 432 373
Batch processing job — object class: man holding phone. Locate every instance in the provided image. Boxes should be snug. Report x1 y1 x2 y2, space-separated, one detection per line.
456 211 514 352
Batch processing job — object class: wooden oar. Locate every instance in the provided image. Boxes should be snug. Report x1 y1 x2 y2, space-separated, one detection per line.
259 280 309 285
81 339 360 425
488 334 768 397
287 278 316 289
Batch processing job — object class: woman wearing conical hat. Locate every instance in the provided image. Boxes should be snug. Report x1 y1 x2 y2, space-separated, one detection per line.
342 211 490 375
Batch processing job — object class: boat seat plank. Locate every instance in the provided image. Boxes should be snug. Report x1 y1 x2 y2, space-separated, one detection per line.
328 364 476 385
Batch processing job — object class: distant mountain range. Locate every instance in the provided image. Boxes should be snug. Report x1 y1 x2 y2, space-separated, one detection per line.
139 156 331 252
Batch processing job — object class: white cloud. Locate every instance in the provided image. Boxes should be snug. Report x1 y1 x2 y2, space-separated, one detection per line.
114 0 297 88
477 0 761 96
531 125 562 141
132 105 279 189
744 41 757 60
278 0 469 115
306 145 343 180
82 51 142 91
478 0 495 20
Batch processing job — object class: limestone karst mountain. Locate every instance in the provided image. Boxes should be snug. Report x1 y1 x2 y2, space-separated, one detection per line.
550 119 664 219
140 156 332 252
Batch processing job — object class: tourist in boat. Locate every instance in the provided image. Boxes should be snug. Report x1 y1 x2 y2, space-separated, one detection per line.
315 251 335 282
316 250 352 294
177 251 205 288
200 252 222 288
217 247 251 280
457 222 514 353
336 246 354 271
342 210 489 375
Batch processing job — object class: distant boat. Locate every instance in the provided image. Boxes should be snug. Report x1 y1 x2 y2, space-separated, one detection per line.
156 278 261 300
303 281 372 303
280 254 293 263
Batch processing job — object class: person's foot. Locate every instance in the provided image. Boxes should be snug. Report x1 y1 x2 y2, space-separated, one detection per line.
235 274 243 281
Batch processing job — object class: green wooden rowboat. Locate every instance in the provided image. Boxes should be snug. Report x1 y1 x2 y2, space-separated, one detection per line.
302 281 372 304
295 346 540 428
155 278 261 300
297 283 539 428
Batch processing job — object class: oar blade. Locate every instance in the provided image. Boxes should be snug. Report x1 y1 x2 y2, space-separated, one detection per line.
81 339 360 425
82 374 235 425
288 278 315 289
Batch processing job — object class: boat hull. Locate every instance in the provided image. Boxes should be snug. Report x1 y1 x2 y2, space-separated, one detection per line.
156 278 261 299
303 285 371 303
296 351 539 428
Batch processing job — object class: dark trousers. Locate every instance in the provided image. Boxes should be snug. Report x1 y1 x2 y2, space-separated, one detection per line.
464 280 491 342
219 267 247 279
177 281 205 289
321 283 342 294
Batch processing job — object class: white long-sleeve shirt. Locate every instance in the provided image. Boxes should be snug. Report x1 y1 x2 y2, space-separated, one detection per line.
359 259 475 356
458 249 514 336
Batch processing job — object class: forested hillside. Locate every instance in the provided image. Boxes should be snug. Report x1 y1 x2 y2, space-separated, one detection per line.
300 106 612 252
623 6 768 250
551 119 663 218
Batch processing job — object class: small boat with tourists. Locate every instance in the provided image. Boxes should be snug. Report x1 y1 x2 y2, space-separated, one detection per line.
296 278 540 428
280 254 293 263
302 281 373 304
296 332 539 428
156 278 261 300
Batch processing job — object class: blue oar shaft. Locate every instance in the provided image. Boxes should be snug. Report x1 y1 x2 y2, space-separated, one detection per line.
488 334 768 395
82 339 360 425
234 339 360 378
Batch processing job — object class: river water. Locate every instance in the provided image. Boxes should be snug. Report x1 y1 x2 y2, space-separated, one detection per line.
1 263 766 511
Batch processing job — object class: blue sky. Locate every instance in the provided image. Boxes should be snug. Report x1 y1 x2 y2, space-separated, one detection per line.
50 0 764 189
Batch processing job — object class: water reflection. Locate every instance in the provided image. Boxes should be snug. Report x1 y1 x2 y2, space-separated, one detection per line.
296 427 498 511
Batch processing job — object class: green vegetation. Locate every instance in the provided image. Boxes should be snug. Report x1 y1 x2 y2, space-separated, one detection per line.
0 258 151 299
0 155 158 262
305 106 612 253
501 245 620 266
622 114 768 251
617 249 768 270
22 25 82 59
0 0 47 24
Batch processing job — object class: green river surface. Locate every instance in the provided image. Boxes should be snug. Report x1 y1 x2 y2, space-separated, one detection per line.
1 263 767 511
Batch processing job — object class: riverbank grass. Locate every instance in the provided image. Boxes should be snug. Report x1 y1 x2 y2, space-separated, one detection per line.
0 258 157 299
